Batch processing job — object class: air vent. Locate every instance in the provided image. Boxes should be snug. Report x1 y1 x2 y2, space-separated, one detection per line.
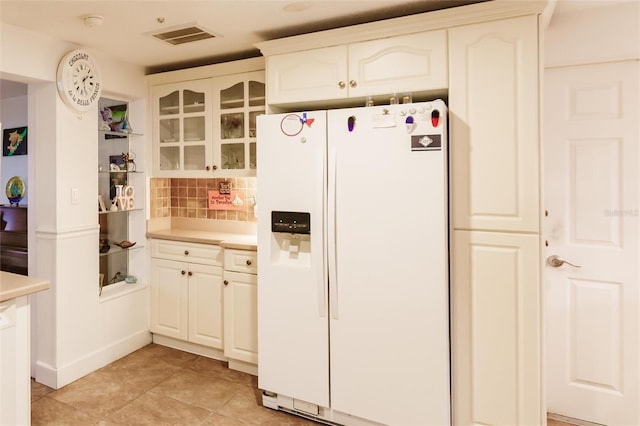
151 24 218 45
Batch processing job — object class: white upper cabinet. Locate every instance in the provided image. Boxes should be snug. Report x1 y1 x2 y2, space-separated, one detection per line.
266 31 448 105
152 80 213 177
448 15 540 233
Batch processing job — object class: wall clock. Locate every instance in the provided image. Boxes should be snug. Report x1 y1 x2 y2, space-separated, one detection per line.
56 49 103 113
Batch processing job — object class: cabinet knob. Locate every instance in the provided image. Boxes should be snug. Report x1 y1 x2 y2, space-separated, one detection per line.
181 270 186 275
338 81 346 89
223 280 229 286
188 271 193 277
205 165 211 171
246 259 252 266
212 165 218 171
349 80 357 88
184 250 190 256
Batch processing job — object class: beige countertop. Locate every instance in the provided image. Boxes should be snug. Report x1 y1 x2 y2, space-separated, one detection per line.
0 272 50 303
146 218 257 251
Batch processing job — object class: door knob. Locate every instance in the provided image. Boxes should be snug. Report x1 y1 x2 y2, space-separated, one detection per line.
547 255 581 268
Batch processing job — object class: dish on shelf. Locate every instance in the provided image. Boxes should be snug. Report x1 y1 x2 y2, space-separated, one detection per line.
5 176 25 205
114 240 136 249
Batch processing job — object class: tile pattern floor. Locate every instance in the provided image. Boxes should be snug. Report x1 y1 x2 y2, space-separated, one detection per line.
30 343 317 425
31 343 578 425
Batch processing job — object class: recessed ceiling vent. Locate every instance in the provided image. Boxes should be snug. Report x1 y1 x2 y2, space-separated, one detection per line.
150 24 219 46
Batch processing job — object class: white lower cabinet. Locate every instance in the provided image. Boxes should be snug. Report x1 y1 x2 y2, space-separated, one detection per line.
223 249 258 365
150 240 224 349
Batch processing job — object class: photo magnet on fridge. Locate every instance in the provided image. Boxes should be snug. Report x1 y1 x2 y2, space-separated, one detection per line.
411 134 442 151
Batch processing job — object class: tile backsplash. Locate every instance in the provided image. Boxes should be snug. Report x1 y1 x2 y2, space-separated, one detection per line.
150 178 257 222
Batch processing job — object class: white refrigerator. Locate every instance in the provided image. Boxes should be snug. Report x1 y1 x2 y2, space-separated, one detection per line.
257 101 450 426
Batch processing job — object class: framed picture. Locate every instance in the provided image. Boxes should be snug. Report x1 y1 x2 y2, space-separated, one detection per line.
3 126 28 156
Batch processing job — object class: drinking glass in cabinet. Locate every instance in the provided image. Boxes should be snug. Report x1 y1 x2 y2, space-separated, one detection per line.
159 91 179 116
160 146 180 170
183 90 205 113
249 80 265 107
160 118 179 143
221 143 245 169
221 113 244 139
184 116 205 141
249 142 256 169
184 146 207 170
221 82 244 109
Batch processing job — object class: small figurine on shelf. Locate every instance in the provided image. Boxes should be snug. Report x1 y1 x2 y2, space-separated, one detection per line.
122 151 136 172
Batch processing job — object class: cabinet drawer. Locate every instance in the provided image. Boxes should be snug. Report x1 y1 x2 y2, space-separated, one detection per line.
151 239 223 266
224 249 257 274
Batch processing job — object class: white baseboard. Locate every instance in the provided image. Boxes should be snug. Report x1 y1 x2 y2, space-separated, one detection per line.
35 329 151 389
152 334 226 361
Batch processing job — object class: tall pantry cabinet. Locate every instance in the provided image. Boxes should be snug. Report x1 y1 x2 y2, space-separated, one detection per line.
257 2 546 424
448 14 542 426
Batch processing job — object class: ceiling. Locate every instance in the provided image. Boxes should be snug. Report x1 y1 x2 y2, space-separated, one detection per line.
0 0 488 75
0 0 620 100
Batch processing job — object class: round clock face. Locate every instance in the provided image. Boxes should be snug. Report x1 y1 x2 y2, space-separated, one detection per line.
57 49 102 113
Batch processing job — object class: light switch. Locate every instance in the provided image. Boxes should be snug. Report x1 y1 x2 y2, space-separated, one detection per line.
71 187 79 205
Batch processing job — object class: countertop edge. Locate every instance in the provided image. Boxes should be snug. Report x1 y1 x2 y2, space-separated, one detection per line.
147 230 257 251
0 272 50 303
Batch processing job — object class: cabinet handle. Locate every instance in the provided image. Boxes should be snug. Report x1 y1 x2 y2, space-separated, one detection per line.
184 250 190 256
349 80 357 88
338 81 346 89
223 280 229 286
246 259 252 266
181 270 186 275
188 271 193 277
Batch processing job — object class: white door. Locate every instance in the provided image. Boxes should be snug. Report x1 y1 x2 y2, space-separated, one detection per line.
544 60 639 425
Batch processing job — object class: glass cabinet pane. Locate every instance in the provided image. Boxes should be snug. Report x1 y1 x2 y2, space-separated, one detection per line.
183 89 205 113
160 146 180 170
221 113 244 139
248 81 265 107
249 142 256 169
221 143 245 169
159 90 179 116
248 111 263 138
184 145 206 170
160 118 179 143
220 82 244 109
184 116 205 141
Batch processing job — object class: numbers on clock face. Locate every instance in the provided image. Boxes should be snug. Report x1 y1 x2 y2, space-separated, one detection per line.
72 61 96 99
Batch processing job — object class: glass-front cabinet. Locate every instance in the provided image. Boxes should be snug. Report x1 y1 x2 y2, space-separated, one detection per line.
212 71 265 176
152 80 212 176
151 71 264 177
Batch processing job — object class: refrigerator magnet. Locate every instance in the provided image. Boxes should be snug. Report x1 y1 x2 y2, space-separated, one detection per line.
348 115 356 132
405 116 416 133
280 114 304 136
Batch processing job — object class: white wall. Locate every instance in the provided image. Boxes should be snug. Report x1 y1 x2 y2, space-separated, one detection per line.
545 1 640 68
1 21 152 388
0 95 28 205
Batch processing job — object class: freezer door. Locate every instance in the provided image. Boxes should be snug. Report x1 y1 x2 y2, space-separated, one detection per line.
327 102 451 425
256 111 329 408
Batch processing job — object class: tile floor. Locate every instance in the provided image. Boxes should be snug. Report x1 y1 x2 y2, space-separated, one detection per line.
31 343 578 425
30 343 317 425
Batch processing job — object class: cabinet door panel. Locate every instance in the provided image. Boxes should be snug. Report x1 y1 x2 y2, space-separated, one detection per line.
267 45 348 104
150 258 188 340
348 31 448 97
449 15 539 232
223 270 258 364
451 230 541 425
188 263 224 348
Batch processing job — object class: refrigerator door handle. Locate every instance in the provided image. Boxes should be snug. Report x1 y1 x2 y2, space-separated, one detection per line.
328 147 339 320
